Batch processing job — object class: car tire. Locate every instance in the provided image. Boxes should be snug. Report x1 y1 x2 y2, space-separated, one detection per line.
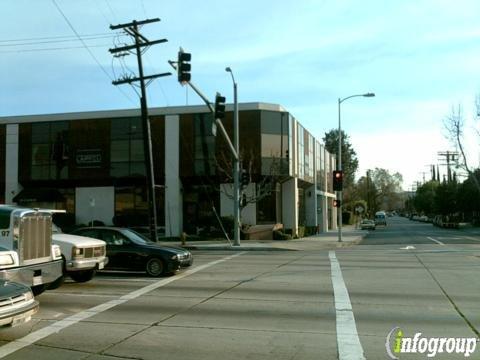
146 258 165 277
32 285 47 296
69 270 96 283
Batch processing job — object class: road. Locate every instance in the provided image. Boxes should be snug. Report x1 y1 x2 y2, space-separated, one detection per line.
0 216 477 359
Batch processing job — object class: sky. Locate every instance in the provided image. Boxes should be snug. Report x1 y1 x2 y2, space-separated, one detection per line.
1 0 480 190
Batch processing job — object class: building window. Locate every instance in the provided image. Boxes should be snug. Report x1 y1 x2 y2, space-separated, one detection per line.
114 186 148 226
297 124 304 179
110 118 145 177
260 111 289 176
31 121 69 180
194 114 216 176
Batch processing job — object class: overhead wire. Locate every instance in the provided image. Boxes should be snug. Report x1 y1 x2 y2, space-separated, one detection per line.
51 0 136 106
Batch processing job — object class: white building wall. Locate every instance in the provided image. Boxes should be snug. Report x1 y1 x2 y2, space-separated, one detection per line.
75 187 114 225
282 178 298 236
5 124 21 204
165 115 183 237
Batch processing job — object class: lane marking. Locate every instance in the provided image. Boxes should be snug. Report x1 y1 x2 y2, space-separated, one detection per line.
0 252 245 359
427 237 445 245
462 236 480 243
329 251 365 360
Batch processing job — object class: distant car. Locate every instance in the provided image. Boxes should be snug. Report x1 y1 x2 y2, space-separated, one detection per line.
360 219 376 230
374 211 387 226
0 281 39 327
52 224 108 283
70 227 193 277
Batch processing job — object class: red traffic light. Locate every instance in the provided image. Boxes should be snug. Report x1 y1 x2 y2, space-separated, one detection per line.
333 170 343 191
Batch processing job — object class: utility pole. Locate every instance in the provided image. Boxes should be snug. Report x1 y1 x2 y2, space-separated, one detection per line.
109 18 171 242
438 151 459 183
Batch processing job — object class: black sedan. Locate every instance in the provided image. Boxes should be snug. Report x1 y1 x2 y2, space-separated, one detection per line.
70 227 193 277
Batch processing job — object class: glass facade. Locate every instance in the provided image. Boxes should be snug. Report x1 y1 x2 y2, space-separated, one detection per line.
31 121 69 180
260 111 289 176
194 113 216 176
297 124 304 180
110 117 145 177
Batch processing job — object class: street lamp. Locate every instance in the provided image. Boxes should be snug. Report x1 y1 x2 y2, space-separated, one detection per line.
226 67 240 246
337 92 375 242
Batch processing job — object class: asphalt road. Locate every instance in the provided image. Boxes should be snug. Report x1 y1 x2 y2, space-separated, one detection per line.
0 217 478 360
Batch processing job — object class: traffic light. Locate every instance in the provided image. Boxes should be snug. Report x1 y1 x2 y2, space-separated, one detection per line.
215 92 226 119
177 49 191 83
241 169 249 186
333 170 343 191
333 199 341 207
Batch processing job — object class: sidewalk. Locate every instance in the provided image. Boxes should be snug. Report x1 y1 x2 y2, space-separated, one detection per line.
168 225 367 252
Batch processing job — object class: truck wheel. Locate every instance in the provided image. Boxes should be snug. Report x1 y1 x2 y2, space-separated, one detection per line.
47 275 65 290
69 270 96 283
32 285 46 296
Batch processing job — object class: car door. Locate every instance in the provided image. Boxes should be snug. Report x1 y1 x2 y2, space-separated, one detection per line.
99 229 142 271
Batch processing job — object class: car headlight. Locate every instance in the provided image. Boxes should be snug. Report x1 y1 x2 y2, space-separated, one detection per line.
72 247 84 259
52 245 62 260
24 290 34 301
0 253 14 266
171 254 178 260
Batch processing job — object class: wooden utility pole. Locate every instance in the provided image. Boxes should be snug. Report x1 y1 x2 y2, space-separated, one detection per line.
109 18 171 242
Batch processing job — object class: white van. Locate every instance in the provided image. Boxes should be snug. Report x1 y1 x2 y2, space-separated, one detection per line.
374 211 387 226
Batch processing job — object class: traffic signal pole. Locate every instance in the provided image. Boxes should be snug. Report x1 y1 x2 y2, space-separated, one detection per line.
169 60 240 246
337 98 343 243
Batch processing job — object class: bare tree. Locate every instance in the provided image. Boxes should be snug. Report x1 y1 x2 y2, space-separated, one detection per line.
216 151 287 213
443 104 480 192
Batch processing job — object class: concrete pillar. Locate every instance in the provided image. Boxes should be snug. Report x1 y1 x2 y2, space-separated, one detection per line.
165 115 182 237
319 195 329 233
5 124 21 204
282 177 298 236
305 185 317 228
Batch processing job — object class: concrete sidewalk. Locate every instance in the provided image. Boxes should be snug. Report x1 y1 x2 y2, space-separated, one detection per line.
170 225 367 251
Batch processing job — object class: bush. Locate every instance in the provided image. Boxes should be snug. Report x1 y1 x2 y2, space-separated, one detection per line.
273 230 292 241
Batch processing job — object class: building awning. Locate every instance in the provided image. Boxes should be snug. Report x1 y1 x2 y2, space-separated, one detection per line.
12 188 65 203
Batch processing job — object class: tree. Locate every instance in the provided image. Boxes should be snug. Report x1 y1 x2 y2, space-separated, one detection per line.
443 105 480 192
323 129 359 188
434 180 458 216
413 181 438 215
366 168 403 213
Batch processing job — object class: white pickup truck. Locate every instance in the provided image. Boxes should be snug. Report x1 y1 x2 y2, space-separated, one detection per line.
52 224 108 283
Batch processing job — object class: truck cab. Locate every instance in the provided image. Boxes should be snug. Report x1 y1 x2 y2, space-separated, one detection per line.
0 206 63 295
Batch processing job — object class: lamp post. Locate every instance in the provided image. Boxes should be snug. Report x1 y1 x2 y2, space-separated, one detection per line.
226 67 240 246
337 92 375 242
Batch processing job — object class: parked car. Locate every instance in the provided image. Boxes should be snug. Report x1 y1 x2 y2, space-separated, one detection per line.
70 227 193 277
0 280 39 327
360 219 376 230
52 224 108 283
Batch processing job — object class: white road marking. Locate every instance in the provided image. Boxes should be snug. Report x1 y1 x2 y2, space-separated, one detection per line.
427 237 445 245
400 246 416 250
329 251 365 360
0 252 245 359
462 236 480 243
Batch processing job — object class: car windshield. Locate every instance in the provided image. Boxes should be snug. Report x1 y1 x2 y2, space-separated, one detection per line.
122 229 155 245
51 224 62 234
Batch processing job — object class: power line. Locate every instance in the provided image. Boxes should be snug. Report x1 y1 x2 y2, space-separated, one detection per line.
0 34 124 47
0 44 111 54
51 0 136 106
0 32 116 43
